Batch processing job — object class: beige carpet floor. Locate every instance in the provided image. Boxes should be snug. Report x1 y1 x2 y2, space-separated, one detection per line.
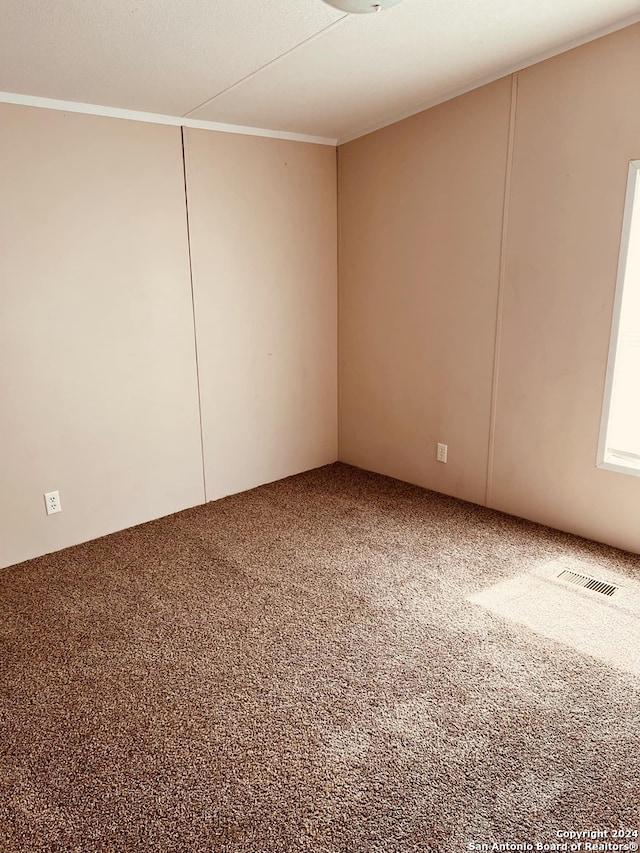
1 463 639 852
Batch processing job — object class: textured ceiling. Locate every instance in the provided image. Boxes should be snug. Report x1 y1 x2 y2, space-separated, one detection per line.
1 0 640 143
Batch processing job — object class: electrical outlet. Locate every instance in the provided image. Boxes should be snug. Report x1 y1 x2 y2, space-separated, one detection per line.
436 443 448 463
44 490 62 515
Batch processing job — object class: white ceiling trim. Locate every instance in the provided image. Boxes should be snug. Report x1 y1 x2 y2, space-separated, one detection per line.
338 10 640 145
0 90 337 146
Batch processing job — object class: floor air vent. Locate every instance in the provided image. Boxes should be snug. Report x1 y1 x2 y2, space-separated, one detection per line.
556 569 619 597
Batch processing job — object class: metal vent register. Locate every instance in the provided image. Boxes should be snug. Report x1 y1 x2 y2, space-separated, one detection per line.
556 569 619 597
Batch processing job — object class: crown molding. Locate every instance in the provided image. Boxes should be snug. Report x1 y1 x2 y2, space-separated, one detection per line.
0 91 337 146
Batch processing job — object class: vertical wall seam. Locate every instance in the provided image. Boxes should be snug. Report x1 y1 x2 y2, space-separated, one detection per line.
336 144 342 462
180 127 208 502
485 72 518 508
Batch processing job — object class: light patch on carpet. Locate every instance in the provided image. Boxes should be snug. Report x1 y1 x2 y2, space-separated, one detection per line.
322 727 372 763
467 558 640 677
494 769 567 823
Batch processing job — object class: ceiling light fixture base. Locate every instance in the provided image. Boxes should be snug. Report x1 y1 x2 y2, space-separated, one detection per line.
321 0 403 13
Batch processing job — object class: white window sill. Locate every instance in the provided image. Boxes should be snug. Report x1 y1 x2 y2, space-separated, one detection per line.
597 452 640 477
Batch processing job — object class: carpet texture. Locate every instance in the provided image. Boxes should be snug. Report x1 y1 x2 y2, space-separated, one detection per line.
1 463 639 852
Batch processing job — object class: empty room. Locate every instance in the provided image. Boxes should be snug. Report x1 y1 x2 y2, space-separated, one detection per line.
1 1 639 850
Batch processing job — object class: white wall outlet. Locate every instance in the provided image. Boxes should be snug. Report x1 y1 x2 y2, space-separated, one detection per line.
44 490 62 515
436 443 448 463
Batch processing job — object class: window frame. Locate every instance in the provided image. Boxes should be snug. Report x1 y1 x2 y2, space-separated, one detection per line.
597 159 640 477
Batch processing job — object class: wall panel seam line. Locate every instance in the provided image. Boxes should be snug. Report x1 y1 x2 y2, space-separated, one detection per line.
485 72 518 507
181 127 208 502
336 145 342 461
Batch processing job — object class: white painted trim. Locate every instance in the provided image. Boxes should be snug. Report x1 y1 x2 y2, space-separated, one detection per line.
599 456 640 479
596 453 640 477
0 91 337 146
596 161 640 476
337 12 640 145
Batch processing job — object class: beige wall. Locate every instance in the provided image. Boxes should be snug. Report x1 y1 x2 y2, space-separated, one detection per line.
338 23 640 554
0 105 204 569
0 109 338 571
489 24 640 552
339 78 512 507
184 130 337 501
